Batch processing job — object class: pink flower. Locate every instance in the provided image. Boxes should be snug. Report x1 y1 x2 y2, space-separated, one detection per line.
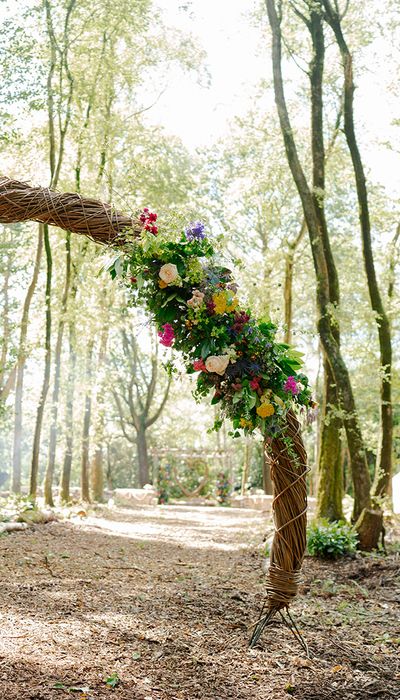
250 377 261 390
283 376 299 395
193 358 207 372
158 323 175 347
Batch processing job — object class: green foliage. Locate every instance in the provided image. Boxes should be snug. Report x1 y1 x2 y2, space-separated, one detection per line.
307 520 358 559
0 495 36 523
157 461 171 504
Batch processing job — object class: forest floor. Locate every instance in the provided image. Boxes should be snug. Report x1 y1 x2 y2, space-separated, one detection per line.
0 504 399 700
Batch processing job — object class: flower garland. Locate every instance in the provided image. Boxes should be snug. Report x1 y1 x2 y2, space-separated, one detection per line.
108 213 315 437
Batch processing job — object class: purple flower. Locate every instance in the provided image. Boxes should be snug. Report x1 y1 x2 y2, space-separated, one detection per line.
185 221 206 241
283 376 299 395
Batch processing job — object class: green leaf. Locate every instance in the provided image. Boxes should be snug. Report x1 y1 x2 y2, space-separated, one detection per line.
161 292 178 308
132 651 141 660
247 393 257 409
105 672 120 689
136 273 144 289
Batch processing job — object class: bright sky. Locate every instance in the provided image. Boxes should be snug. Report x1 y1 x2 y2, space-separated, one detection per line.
150 0 266 147
150 0 399 193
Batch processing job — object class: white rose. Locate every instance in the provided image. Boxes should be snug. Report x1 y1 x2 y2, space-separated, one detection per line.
159 263 178 284
205 354 230 376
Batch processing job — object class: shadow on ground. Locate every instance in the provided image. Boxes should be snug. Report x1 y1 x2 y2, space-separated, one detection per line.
0 505 399 699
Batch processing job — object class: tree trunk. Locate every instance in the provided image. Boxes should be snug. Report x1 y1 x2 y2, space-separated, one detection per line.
90 311 110 502
136 424 150 487
355 508 384 552
29 224 52 500
44 232 71 505
262 447 273 495
60 321 76 502
81 339 94 502
241 439 251 495
283 220 306 345
12 228 43 493
317 360 344 520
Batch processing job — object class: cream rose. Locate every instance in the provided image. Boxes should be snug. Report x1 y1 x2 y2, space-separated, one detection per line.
187 290 204 308
159 263 178 284
205 354 230 376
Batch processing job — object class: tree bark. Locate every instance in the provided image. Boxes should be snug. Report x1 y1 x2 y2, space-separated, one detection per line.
283 220 306 345
308 8 344 521
262 444 273 495
317 360 344 520
44 232 71 505
30 224 52 499
60 281 77 502
90 306 110 502
136 423 150 487
81 338 94 502
12 228 43 493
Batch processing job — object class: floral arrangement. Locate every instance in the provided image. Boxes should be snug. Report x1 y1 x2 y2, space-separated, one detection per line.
107 212 314 437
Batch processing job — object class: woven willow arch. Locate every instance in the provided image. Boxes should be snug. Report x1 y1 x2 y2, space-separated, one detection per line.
0 176 308 649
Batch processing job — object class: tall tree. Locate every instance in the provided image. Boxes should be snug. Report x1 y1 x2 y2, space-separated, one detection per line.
265 0 381 547
111 328 171 487
81 337 94 502
30 0 76 499
11 230 43 494
321 0 393 503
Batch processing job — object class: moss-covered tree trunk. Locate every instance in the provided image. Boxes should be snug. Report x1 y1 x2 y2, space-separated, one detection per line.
317 360 344 520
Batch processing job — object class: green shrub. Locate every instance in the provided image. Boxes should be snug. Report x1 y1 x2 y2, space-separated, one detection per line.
307 519 358 559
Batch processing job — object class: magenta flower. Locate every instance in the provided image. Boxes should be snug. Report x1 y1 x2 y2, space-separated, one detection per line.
250 377 261 390
283 376 299 395
158 323 175 347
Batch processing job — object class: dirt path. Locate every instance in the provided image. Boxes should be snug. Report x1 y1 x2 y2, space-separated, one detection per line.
0 505 399 700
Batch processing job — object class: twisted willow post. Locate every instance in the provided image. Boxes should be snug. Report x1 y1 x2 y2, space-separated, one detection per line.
0 176 310 649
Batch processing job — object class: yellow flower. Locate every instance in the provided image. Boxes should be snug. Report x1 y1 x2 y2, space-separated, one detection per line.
226 297 239 313
158 279 168 289
212 291 227 314
240 418 253 429
256 402 275 418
